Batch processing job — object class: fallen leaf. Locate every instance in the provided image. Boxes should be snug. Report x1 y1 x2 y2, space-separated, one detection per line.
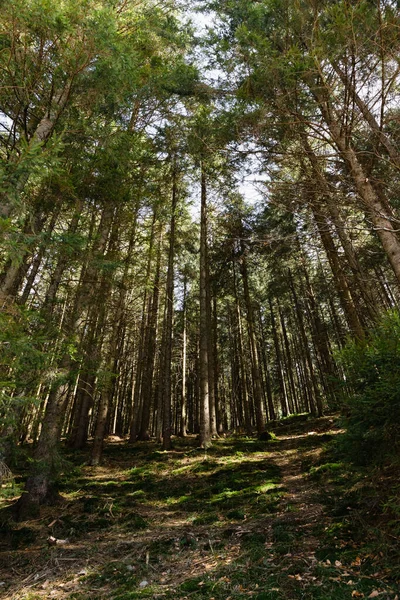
352 592 364 598
368 592 380 598
335 560 342 567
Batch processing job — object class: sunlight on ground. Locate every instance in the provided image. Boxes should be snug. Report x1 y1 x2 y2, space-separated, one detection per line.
1 418 398 600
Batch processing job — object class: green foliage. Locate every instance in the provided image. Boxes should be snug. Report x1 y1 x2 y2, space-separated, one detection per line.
309 462 344 479
339 310 400 466
0 305 51 456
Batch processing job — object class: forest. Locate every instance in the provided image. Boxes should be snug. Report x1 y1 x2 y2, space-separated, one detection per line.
0 0 399 598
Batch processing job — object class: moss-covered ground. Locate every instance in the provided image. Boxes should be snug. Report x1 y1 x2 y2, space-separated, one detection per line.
0 416 399 599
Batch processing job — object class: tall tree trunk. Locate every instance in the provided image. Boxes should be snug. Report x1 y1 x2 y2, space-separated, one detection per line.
207 278 218 437
258 309 276 422
269 298 289 418
0 205 49 302
20 209 59 304
15 367 70 519
162 168 178 451
15 202 115 515
300 263 339 406
288 270 324 416
179 276 188 437
312 205 365 339
129 210 157 443
69 207 119 449
199 167 211 448
232 263 252 434
213 295 223 434
138 227 162 441
277 302 298 415
90 291 124 465
331 60 400 169
239 237 265 433
311 82 400 286
42 198 85 313
301 133 380 323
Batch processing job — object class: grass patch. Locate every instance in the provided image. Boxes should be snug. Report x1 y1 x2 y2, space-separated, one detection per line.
2 418 399 600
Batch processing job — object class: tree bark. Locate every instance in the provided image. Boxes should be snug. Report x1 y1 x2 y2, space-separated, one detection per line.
199 167 211 448
138 227 162 441
288 270 324 416
269 298 289 418
162 167 178 451
239 240 265 433
179 276 188 437
312 82 400 286
312 205 365 339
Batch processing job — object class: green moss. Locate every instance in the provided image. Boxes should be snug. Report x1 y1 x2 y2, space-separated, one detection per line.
193 512 220 525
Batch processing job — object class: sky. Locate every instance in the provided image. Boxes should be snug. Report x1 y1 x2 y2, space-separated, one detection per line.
186 8 268 214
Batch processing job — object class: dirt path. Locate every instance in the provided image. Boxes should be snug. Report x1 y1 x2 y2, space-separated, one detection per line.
271 432 327 545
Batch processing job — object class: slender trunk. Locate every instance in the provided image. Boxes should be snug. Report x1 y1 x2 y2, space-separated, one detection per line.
312 82 400 286
179 277 188 437
43 199 84 313
213 295 223 434
258 310 276 422
269 298 289 418
301 133 380 322
239 238 265 433
288 270 324 416
155 315 167 443
90 305 122 465
300 264 339 405
277 302 298 415
207 279 218 437
232 264 252 434
162 168 178 451
0 206 48 302
312 205 365 338
138 227 162 441
20 210 59 304
69 208 119 449
331 61 400 169
129 210 157 443
15 203 115 514
199 167 211 448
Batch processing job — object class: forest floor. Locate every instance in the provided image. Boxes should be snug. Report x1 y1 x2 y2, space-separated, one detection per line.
0 415 399 600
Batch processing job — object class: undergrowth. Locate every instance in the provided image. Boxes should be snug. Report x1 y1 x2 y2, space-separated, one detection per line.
311 310 400 580
0 415 399 599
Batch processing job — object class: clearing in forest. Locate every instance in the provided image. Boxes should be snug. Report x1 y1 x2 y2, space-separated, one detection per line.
0 416 399 599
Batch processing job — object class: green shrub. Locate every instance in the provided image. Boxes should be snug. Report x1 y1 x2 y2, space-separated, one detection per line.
339 310 400 466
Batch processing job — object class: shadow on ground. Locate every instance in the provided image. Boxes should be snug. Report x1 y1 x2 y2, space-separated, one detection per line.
0 416 398 599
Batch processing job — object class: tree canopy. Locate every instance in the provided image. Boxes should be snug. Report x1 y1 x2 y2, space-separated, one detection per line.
0 0 399 527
